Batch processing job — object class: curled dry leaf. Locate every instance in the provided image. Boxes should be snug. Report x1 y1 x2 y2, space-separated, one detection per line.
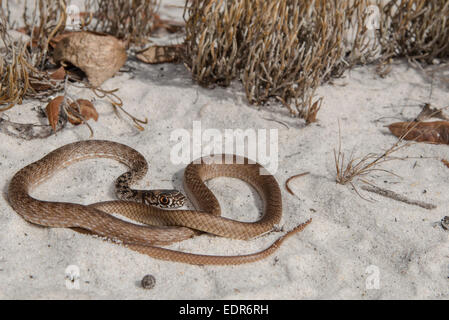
53 31 127 87
68 99 99 125
45 96 65 132
388 121 449 144
49 67 66 80
136 44 183 64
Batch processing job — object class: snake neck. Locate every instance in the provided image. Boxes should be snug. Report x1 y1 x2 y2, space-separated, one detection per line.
114 171 186 208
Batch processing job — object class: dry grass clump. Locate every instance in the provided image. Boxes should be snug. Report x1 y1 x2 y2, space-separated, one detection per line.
184 0 449 121
0 4 64 111
85 0 159 46
379 0 449 63
183 0 246 87
241 1 345 119
183 0 379 122
20 0 67 68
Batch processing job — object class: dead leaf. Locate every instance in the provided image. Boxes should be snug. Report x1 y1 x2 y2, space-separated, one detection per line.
304 99 322 124
49 32 76 48
53 31 127 87
388 121 449 144
45 96 64 132
49 67 66 80
29 80 52 92
441 159 449 168
136 44 183 64
29 68 65 92
68 99 98 125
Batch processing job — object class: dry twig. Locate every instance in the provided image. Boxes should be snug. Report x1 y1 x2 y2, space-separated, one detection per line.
361 184 436 210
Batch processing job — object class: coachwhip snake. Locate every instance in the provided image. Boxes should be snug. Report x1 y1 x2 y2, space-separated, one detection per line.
8 140 311 265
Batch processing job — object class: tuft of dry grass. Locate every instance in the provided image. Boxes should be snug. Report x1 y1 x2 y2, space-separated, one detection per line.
241 1 345 118
379 0 449 63
183 0 384 122
21 0 67 68
333 120 410 188
184 0 449 122
333 104 447 191
0 4 64 111
334 144 405 187
85 0 159 46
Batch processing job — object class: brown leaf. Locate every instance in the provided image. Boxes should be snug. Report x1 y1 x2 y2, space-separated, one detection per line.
52 31 127 87
305 99 321 124
29 68 65 92
45 96 64 132
49 32 76 48
68 99 99 125
388 121 449 144
29 80 52 92
136 44 183 64
49 67 66 80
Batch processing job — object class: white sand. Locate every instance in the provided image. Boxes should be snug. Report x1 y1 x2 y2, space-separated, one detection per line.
1 1 448 299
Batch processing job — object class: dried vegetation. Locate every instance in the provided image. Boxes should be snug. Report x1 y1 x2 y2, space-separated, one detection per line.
378 0 449 63
0 1 66 111
183 0 379 121
2 0 449 135
184 0 449 122
0 0 151 138
85 0 159 46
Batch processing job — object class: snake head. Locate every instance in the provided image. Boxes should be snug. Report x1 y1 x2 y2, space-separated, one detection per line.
144 190 186 208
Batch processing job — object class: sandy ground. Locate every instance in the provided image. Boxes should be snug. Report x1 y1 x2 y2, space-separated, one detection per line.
1 1 448 299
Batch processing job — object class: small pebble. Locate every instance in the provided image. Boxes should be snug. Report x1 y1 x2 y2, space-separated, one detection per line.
441 216 449 231
141 274 156 289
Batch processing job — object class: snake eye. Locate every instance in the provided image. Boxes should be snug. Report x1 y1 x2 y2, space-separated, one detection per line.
159 196 170 206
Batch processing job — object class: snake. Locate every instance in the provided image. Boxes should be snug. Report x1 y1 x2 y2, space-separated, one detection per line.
8 140 311 265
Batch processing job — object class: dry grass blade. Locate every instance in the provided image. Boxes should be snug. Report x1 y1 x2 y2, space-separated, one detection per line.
90 85 147 131
285 172 310 196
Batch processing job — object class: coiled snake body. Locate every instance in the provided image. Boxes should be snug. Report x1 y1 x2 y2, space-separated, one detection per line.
8 140 311 265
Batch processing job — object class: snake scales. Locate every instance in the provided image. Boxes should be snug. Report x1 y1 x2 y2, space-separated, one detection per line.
8 140 311 265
